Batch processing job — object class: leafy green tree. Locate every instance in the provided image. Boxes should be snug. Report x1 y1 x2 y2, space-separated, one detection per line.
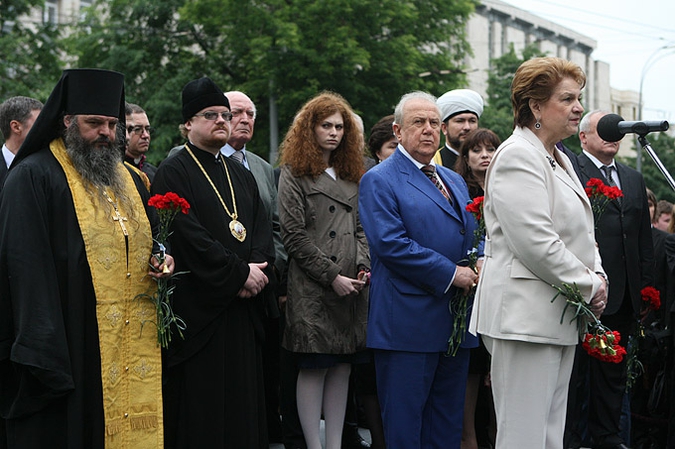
64 0 209 163
68 0 476 163
179 0 477 161
0 0 62 101
633 133 675 203
480 43 546 144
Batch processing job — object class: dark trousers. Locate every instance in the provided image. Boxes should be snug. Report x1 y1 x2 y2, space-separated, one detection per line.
263 316 282 442
566 294 634 448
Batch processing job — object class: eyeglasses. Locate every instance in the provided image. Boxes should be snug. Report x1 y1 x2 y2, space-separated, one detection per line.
127 125 154 135
231 109 256 119
194 111 233 122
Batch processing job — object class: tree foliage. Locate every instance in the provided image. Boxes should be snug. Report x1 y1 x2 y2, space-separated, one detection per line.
634 133 675 203
480 43 546 144
64 0 475 164
5 0 476 164
63 0 208 162
0 0 62 101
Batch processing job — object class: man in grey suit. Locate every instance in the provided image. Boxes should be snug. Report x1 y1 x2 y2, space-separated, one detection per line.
220 90 287 444
221 91 286 280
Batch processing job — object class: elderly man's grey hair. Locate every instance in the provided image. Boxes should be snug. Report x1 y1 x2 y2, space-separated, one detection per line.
393 91 439 126
579 110 611 134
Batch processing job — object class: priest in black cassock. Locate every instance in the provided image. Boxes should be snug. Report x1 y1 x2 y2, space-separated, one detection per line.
154 77 276 448
0 69 173 448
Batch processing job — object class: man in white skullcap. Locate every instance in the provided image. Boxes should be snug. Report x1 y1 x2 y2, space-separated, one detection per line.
433 89 484 169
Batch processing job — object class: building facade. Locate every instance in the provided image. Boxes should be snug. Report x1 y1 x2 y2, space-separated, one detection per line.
467 0 638 156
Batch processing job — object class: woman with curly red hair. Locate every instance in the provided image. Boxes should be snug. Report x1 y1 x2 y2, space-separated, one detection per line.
278 91 370 449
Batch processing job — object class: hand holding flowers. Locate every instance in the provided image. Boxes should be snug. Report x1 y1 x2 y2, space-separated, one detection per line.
552 282 625 363
138 192 190 348
446 196 484 356
547 179 626 363
148 253 174 279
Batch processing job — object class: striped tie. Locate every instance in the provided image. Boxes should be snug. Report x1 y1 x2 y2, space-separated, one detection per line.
230 150 245 164
601 165 622 206
421 165 453 205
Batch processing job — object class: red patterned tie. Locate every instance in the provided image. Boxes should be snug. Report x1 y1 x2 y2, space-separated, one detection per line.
421 165 453 205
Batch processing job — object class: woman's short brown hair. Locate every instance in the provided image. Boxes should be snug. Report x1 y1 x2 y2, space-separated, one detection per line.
511 57 586 129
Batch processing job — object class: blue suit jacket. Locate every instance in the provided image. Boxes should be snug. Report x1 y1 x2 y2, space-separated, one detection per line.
359 148 479 352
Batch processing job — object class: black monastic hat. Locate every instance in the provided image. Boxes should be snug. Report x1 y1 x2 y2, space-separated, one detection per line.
181 77 230 122
13 68 125 167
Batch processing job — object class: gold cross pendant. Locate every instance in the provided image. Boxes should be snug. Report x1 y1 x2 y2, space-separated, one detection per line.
112 210 129 236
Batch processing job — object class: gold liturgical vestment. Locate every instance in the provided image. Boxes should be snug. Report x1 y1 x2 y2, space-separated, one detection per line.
50 139 163 448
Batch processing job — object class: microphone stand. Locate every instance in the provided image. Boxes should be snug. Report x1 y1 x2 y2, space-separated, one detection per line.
639 134 675 191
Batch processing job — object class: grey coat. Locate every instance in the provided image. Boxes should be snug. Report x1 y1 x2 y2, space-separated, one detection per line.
278 165 369 354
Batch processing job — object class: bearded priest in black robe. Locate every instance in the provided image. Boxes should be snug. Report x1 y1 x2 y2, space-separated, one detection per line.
0 69 174 448
153 77 276 448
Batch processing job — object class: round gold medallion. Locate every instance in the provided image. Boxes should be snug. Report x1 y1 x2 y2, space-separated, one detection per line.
229 219 247 242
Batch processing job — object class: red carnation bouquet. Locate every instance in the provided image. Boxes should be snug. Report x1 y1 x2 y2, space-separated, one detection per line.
552 283 625 363
149 192 191 246
582 329 626 363
447 196 485 356
550 179 625 363
138 192 190 348
626 286 662 390
585 178 623 226
640 286 661 311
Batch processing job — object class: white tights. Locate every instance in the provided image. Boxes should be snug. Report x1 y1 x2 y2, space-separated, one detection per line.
296 363 352 449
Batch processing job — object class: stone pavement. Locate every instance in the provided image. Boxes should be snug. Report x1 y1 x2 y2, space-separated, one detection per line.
269 421 371 448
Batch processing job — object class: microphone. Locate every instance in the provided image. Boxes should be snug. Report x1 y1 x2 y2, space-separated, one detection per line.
596 113 669 142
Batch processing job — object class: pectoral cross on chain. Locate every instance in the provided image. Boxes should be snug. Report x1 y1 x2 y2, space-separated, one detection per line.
111 207 129 237
105 192 130 271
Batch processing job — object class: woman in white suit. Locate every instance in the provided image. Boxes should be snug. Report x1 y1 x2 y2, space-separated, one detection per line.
469 57 608 449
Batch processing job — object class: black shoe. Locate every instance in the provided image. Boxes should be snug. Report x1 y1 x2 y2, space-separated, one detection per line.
595 444 630 449
342 424 371 449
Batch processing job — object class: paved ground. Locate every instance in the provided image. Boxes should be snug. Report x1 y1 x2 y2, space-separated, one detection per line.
269 421 371 448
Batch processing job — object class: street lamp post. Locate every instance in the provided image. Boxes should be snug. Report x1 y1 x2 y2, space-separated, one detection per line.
637 44 675 172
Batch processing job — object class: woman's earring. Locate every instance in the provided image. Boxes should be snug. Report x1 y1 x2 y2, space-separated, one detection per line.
535 120 541 130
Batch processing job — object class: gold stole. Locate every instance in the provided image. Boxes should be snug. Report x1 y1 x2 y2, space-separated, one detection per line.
50 139 163 448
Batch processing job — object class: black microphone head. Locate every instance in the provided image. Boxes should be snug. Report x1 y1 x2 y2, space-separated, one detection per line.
596 113 624 143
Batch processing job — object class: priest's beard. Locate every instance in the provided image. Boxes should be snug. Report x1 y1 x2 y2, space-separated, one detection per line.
64 120 136 221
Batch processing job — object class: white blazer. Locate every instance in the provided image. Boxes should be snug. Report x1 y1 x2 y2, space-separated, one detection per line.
469 126 604 346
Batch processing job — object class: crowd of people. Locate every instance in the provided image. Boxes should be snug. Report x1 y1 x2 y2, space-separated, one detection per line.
0 57 672 449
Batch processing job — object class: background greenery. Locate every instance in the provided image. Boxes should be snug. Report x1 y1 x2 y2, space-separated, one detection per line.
3 0 674 201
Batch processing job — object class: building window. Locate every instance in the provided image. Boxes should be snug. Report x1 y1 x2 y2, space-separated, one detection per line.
43 1 57 25
80 0 93 20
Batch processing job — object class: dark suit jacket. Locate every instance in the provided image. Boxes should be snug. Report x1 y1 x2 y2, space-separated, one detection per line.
0 163 7 189
556 142 580 174
651 228 675 325
576 153 654 315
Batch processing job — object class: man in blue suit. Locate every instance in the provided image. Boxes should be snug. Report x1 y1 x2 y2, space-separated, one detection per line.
359 91 479 449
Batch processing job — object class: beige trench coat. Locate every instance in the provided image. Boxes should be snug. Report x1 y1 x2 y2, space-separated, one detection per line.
278 165 369 354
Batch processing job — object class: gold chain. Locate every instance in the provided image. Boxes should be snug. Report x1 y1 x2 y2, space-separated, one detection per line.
184 144 238 221
103 190 129 236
